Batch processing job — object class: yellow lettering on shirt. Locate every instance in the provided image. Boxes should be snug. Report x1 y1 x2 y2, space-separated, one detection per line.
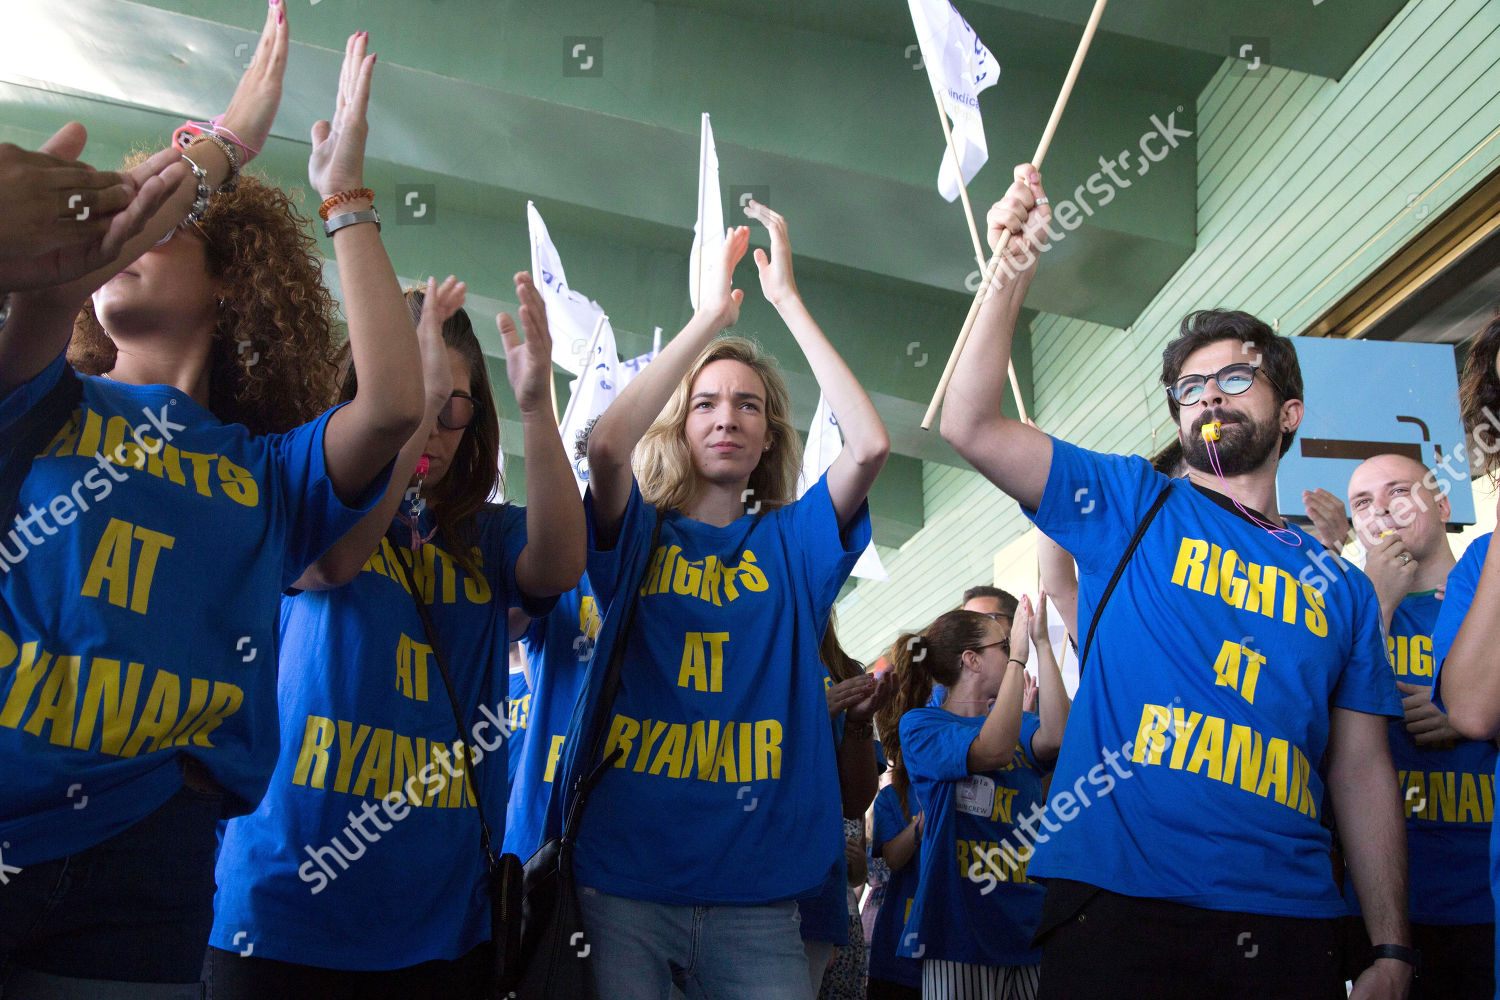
80 518 175 614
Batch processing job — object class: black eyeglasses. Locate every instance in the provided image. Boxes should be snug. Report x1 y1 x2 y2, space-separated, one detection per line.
1166 363 1279 406
972 638 1011 655
438 392 479 431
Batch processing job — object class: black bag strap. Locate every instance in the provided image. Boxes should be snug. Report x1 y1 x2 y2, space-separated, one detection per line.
1 365 83 529
559 512 665 845
383 523 499 867
1077 484 1171 679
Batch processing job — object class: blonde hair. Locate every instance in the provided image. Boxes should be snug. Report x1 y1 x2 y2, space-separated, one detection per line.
632 336 801 514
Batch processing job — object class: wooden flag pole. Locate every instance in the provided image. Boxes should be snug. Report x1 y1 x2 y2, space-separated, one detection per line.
931 84 1031 425
930 84 988 269
921 0 1108 430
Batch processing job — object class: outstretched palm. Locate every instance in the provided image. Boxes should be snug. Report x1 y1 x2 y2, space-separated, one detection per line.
309 32 375 199
500 272 554 417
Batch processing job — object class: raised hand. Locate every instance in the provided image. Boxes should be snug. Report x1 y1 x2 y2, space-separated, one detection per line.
1303 488 1353 553
826 673 876 719
986 164 1052 276
848 670 896 724
1008 594 1034 667
1363 529 1417 615
0 139 185 293
695 225 748 330
1030 588 1050 644
416 275 465 408
217 0 291 167
1022 670 1039 713
499 272 554 418
0 128 131 262
744 199 799 308
309 31 375 200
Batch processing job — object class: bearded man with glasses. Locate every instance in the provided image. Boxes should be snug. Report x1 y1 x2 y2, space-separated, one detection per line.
937 163 1411 1000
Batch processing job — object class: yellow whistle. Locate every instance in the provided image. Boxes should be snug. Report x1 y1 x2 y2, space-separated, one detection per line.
1201 422 1221 442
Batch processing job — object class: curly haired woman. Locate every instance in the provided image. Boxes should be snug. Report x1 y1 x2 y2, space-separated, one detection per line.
0 11 424 996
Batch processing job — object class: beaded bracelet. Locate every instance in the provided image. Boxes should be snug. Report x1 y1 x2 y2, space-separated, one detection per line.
187 133 240 193
319 188 376 221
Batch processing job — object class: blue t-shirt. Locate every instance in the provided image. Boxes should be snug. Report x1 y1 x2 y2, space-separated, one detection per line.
898 709 1047 966
0 356 379 865
574 474 870 904
211 505 551 968
1431 534 1500 942
1022 438 1400 917
869 783 923 988
507 650 530 791
799 706 851 947
1343 590 1495 925
502 579 598 859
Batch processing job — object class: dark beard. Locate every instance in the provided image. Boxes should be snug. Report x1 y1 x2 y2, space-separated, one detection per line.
1181 410 1280 477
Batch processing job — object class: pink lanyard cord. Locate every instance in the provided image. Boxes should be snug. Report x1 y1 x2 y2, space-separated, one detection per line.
1202 422 1302 547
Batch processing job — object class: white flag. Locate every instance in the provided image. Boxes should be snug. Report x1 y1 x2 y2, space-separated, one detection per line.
908 0 1000 202
617 327 662 391
687 113 724 311
796 394 889 582
528 201 608 375
558 315 620 496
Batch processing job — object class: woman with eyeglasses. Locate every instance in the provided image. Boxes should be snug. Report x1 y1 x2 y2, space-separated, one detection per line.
0 16 431 994
205 277 584 1000
888 598 1067 1000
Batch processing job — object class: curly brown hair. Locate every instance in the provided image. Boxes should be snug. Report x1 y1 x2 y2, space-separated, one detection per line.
1458 313 1500 478
69 170 340 435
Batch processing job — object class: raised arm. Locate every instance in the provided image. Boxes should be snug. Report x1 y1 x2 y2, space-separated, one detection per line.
1027 593 1071 765
743 200 889 529
0 2 289 393
1037 530 1079 643
311 31 424 503
967 603 1030 772
506 272 587 598
939 165 1054 511
295 276 464 591
1440 523 1500 739
880 810 923 871
586 228 748 543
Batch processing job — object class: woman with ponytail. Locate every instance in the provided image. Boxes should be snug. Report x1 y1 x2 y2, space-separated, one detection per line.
892 598 1068 1000
867 662 927 1000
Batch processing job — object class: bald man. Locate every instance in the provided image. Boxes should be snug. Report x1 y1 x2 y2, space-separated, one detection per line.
1339 453 1495 999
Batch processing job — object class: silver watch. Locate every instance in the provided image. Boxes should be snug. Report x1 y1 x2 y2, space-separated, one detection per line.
323 208 382 237
0 293 11 332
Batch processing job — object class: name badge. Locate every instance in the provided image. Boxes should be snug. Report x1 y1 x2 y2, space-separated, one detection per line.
956 774 995 817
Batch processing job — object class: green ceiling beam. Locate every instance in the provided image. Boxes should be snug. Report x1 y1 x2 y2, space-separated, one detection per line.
18 0 1202 328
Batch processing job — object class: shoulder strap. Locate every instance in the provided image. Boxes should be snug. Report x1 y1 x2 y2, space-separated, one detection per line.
559 511 665 844
383 524 499 865
1 364 83 530
1077 483 1171 679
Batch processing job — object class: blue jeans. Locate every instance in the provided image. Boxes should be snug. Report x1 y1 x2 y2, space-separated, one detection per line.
578 887 811 1000
0 785 221 995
